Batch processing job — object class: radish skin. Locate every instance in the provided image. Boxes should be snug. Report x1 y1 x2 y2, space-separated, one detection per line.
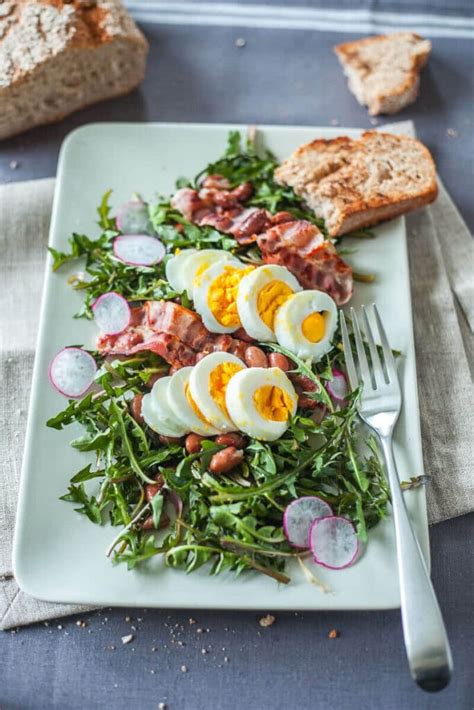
49 347 97 398
283 496 333 549
309 515 359 570
113 235 165 266
92 292 131 335
326 368 349 404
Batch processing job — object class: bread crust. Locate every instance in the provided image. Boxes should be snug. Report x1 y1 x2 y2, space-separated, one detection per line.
275 131 438 237
0 0 148 140
334 32 431 115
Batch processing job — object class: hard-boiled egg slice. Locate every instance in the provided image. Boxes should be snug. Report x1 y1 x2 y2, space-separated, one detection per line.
141 376 190 437
236 265 302 341
166 366 220 437
194 261 254 334
185 249 240 299
225 367 297 441
165 249 197 293
189 352 246 432
274 290 338 362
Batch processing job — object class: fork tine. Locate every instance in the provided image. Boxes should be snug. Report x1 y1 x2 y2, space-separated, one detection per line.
361 304 384 386
340 311 359 391
351 308 373 389
373 304 397 383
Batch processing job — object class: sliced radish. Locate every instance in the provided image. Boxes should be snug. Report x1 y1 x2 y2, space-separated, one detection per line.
309 515 359 570
116 200 152 234
92 292 131 335
283 496 333 549
113 235 165 266
49 347 97 398
326 368 348 404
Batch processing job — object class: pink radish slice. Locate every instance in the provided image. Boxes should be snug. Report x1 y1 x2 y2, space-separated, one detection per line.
116 201 152 234
309 515 359 570
326 368 348 404
49 347 97 398
92 292 131 335
113 235 165 266
283 496 333 549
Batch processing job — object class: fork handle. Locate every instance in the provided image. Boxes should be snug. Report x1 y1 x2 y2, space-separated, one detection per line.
379 434 453 692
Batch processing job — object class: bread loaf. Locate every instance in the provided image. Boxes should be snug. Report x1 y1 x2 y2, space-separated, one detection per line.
335 32 431 116
275 131 437 237
0 0 148 140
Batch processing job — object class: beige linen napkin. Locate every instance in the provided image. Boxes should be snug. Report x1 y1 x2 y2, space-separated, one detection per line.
1 122 473 630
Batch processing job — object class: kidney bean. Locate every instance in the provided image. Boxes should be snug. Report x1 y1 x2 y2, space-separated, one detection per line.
290 373 317 392
298 395 318 410
244 346 268 368
215 432 246 449
141 512 170 530
209 446 244 474
185 433 206 454
268 352 291 372
145 480 163 502
130 393 145 425
159 434 184 446
234 327 255 343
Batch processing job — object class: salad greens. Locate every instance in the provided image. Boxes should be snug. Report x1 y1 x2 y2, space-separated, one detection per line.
47 131 389 581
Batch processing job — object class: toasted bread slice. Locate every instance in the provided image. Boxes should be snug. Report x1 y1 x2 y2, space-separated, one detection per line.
274 131 437 237
335 32 431 115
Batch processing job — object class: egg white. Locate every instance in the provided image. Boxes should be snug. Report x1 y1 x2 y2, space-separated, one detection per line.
141 376 190 437
274 290 338 362
225 367 297 441
188 352 246 432
166 366 220 437
182 249 239 299
236 265 301 341
165 249 197 293
193 260 250 334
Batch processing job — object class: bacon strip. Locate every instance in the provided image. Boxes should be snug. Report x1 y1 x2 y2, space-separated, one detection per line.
97 301 248 368
258 221 353 305
170 175 353 305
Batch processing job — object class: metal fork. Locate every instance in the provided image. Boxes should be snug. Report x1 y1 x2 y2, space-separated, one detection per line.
340 304 453 693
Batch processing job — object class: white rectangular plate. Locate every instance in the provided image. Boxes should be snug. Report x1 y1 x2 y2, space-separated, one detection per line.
13 123 428 610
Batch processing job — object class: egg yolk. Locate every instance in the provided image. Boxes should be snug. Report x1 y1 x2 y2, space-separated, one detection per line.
301 311 327 343
253 385 293 422
209 362 243 414
257 280 294 329
208 265 254 327
185 383 211 424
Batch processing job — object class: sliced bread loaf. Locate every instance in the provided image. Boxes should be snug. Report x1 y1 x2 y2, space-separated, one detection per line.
274 131 437 237
0 0 148 141
335 32 431 115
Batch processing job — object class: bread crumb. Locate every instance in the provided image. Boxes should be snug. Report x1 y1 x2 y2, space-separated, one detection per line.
180 665 188 673
330 118 339 126
369 117 379 125
235 37 246 48
121 634 134 645
259 614 276 628
328 629 340 639
158 704 167 710
76 620 87 628
9 160 19 169
188 618 197 625
446 128 458 138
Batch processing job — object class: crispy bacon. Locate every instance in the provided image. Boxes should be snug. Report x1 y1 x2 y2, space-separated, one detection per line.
257 220 353 305
97 301 249 368
170 175 353 305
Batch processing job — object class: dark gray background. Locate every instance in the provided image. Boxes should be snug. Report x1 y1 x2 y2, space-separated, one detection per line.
1 6 473 710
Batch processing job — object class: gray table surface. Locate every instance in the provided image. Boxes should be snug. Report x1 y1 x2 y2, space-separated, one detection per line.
1 6 473 709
